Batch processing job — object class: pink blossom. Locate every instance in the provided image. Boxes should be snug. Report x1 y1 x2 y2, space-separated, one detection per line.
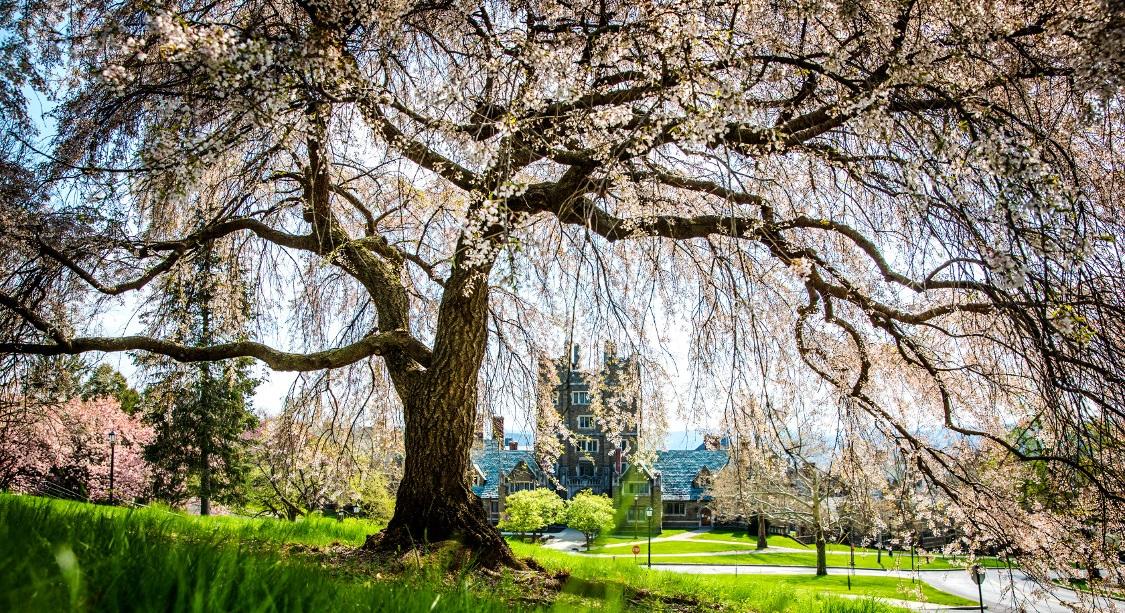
0 397 154 502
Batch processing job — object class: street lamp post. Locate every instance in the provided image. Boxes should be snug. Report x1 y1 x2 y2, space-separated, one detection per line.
970 564 986 613
645 505 653 569
106 430 117 505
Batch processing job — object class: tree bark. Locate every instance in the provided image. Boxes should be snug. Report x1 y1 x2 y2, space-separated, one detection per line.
756 514 768 550
364 242 522 569
367 389 518 568
815 524 828 576
200 443 211 516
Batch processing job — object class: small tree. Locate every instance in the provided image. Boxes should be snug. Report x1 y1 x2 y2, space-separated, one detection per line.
498 488 564 542
566 490 615 551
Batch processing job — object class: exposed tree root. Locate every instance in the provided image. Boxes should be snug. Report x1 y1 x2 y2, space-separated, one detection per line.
362 507 526 571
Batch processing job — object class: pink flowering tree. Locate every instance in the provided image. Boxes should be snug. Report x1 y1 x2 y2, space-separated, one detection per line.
0 396 153 503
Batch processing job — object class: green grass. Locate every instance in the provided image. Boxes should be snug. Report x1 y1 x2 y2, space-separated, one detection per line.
586 540 752 554
0 493 513 613
0 493 979 612
691 531 881 553
513 542 973 610
717 576 975 606
641 551 1007 570
593 529 690 545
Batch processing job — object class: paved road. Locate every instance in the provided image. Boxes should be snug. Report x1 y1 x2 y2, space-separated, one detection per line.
538 529 1122 612
540 528 589 551
647 564 1121 612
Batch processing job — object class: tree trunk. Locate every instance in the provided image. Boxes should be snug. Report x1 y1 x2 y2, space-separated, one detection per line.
815 524 827 576
756 514 768 550
366 383 520 568
363 252 521 569
199 445 211 516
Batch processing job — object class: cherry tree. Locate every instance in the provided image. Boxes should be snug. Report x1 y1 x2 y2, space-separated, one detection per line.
0 396 153 502
1 0 1124 575
245 376 400 521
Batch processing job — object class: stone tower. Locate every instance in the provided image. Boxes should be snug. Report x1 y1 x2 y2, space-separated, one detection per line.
538 341 642 498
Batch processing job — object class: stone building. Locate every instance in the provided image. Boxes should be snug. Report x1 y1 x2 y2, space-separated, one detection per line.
613 448 730 533
539 342 642 499
469 416 547 524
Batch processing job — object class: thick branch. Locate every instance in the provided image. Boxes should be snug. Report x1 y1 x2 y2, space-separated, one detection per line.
0 330 432 372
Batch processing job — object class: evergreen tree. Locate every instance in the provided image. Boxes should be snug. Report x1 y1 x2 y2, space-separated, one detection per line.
140 242 258 513
81 363 141 415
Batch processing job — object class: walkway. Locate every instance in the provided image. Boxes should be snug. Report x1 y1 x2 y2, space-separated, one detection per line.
539 528 589 551
548 528 1122 612
645 564 1121 613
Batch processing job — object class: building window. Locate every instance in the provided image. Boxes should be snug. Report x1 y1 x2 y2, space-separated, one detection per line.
489 500 499 514
577 438 599 453
626 507 645 522
664 502 686 515
571 390 591 405
577 415 595 430
624 482 650 496
578 461 594 477
509 481 535 492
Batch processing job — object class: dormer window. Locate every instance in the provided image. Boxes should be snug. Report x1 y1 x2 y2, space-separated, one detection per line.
577 415 595 430
571 391 591 405
693 467 714 488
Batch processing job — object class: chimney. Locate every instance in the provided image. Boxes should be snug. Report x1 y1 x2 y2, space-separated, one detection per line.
571 343 581 368
491 416 504 448
473 413 485 449
508 439 518 451
703 434 722 451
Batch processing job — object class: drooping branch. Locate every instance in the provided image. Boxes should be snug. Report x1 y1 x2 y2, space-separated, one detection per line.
32 217 320 296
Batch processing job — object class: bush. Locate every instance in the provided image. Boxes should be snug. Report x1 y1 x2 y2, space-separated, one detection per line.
566 490 615 550
498 488 564 540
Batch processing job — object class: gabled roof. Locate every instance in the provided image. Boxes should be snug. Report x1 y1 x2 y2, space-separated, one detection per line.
654 449 729 501
470 446 544 499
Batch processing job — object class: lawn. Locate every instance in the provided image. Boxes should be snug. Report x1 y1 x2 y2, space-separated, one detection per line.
593 528 690 545
513 541 974 608
0 493 508 613
2 493 929 612
692 530 881 553
724 575 975 606
641 551 1006 570
586 540 753 554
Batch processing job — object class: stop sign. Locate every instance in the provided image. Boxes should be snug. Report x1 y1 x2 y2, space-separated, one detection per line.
632 544 641 555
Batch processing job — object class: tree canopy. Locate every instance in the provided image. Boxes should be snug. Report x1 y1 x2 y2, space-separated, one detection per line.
498 487 564 539
565 490 615 550
1 0 1123 579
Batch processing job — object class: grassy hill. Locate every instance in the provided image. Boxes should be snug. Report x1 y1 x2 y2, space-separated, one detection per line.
0 494 968 611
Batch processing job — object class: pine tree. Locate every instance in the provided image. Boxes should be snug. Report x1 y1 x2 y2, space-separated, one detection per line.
140 242 258 513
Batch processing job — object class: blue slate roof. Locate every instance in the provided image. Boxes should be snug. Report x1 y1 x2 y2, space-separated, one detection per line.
654 450 729 501
470 445 543 499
